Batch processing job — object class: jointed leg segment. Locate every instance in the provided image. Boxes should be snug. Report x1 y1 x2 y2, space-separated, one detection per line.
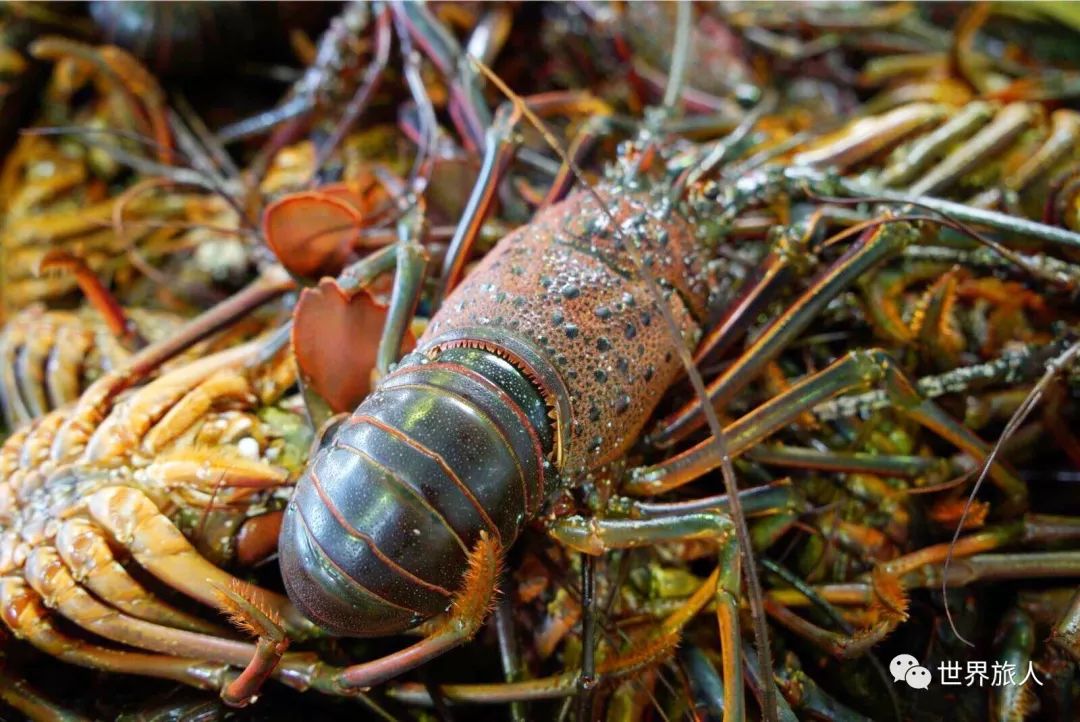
551 512 746 722
627 348 1027 512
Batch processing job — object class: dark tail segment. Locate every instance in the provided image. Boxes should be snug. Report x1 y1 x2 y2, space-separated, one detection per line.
280 347 553 637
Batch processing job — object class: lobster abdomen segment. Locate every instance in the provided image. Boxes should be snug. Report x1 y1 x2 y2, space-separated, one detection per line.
281 351 552 636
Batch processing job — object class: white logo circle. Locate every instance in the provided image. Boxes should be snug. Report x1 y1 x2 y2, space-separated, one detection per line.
905 665 932 689
889 654 920 683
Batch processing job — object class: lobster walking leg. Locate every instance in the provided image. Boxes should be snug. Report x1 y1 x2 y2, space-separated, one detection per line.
576 553 597 721
878 100 994 188
77 342 262 463
767 516 1080 608
760 558 903 708
762 518 1080 668
436 91 613 302
38 250 147 350
628 480 803 520
906 103 1035 197
385 565 726 707
45 322 94 410
0 578 230 689
0 412 65 514
792 103 946 171
740 644 803 722
140 370 255 454
690 224 815 370
393 0 491 153
831 174 1080 249
774 651 872 722
376 235 427 376
28 37 172 163
1051 589 1080 662
629 348 1027 512
23 545 262 664
0 315 35 427
745 444 944 479
969 109 1080 210
763 571 907 660
220 532 503 706
493 591 528 722
216 581 292 707
13 317 63 420
49 268 293 461
551 513 745 722
84 486 317 639
653 221 918 447
992 609 1038 722
681 646 730 722
54 518 223 634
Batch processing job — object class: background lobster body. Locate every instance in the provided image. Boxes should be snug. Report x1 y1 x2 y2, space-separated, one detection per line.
281 184 713 636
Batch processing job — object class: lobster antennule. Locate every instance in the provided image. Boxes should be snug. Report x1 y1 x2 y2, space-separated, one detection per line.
279 345 555 637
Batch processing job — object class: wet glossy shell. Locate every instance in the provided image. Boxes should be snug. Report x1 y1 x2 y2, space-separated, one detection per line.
281 184 711 636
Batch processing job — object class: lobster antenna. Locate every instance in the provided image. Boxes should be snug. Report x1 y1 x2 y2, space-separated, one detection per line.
311 6 392 179
470 56 780 721
941 337 1080 646
660 0 692 110
25 125 245 219
24 125 177 161
393 8 439 198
